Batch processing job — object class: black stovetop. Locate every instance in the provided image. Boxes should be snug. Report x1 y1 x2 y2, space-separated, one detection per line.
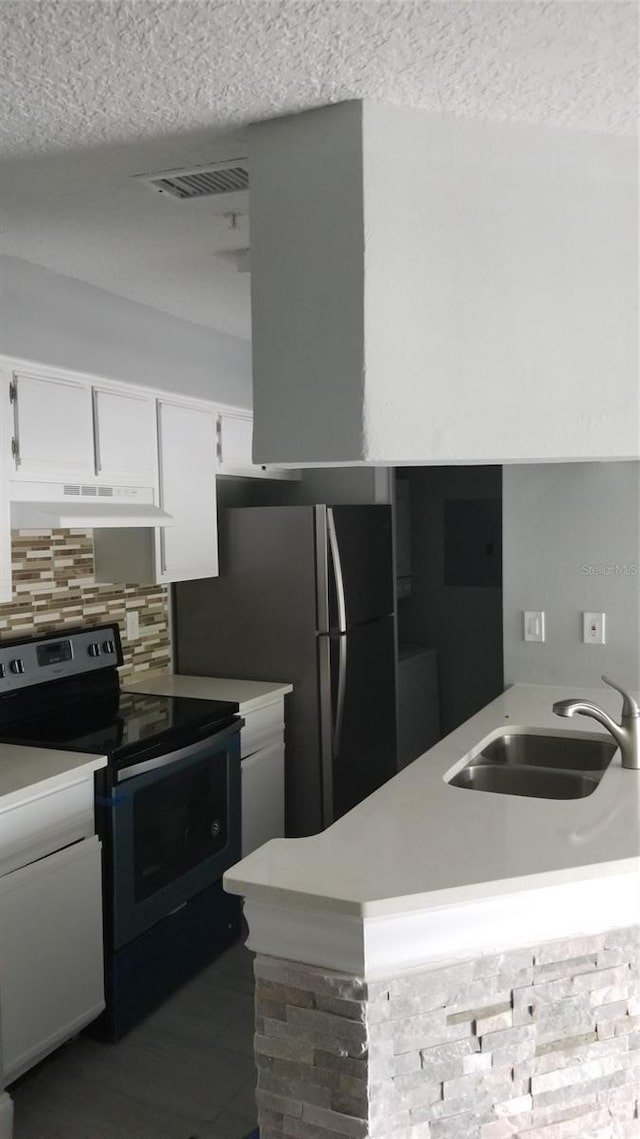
0 623 240 775
0 686 239 771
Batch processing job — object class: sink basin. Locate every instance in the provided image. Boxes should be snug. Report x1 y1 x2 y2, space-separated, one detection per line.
449 763 600 800
480 733 617 772
446 731 617 800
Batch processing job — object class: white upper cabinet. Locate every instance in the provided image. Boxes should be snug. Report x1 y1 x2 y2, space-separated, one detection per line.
93 387 157 486
217 408 298 480
217 409 254 472
10 372 94 481
157 399 218 582
94 395 219 585
2 357 227 587
0 375 11 603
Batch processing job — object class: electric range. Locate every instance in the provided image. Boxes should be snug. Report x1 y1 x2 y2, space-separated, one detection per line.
0 623 244 1038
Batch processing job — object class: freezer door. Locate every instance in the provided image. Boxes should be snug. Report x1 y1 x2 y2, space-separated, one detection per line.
327 506 394 629
319 615 397 824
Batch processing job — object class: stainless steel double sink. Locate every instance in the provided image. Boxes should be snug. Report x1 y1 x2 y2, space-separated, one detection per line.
447 733 617 800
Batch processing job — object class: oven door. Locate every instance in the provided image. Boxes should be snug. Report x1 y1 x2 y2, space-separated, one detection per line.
98 722 241 951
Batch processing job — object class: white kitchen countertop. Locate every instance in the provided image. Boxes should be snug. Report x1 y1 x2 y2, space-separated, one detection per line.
225 684 640 921
125 673 293 714
0 744 107 810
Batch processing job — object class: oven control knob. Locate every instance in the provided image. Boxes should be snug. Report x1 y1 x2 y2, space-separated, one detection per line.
0 663 6 678
210 819 222 839
9 659 25 675
102 640 115 654
88 643 101 658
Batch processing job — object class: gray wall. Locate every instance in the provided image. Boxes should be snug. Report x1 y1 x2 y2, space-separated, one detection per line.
503 462 640 690
292 467 383 506
250 102 367 464
216 466 384 513
0 255 252 406
398 466 504 735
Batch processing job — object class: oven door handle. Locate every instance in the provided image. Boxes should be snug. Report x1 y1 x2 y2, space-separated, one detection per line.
117 719 243 782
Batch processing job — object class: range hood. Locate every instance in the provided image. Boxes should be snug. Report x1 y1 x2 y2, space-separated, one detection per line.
10 483 173 530
248 100 638 466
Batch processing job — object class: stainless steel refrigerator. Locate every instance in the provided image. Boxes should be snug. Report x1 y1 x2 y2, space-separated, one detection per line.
174 504 397 836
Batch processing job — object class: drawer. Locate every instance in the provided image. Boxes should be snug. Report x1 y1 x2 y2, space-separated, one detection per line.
0 774 95 879
241 702 284 759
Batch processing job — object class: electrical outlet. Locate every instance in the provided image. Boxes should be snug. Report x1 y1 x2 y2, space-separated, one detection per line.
524 611 546 642
126 610 140 640
583 612 606 645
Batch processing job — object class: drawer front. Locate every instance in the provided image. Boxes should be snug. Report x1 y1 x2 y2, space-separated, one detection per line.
0 775 95 879
241 701 285 759
241 741 285 858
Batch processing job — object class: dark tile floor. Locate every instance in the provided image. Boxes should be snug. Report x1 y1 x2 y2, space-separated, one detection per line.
10 941 257 1139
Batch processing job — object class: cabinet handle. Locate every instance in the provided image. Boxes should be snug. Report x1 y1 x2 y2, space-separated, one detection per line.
9 380 20 469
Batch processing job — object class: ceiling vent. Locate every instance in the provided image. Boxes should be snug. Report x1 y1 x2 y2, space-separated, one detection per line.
134 159 249 201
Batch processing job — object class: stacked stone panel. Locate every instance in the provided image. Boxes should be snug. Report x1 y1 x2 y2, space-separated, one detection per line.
254 926 640 1138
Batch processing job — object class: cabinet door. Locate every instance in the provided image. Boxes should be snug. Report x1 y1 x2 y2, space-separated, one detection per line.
0 837 104 1082
217 409 298 480
157 400 218 583
93 387 157 485
218 410 254 471
241 740 285 857
0 400 11 601
11 372 94 481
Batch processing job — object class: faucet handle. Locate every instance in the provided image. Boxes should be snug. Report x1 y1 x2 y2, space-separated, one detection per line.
601 675 640 718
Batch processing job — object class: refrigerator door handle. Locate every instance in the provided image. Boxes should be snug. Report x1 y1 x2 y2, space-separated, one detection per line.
318 634 334 826
333 633 347 758
327 507 348 633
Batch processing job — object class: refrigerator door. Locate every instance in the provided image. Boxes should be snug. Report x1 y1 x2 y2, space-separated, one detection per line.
319 614 397 824
326 506 394 629
175 506 324 837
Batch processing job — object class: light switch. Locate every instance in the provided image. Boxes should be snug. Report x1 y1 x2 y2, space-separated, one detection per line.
583 612 606 645
524 611 545 642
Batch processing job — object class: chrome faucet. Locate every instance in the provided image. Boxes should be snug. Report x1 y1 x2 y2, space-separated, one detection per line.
553 676 640 770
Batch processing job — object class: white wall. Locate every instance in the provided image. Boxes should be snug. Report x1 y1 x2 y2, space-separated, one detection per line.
363 104 638 464
0 255 252 405
249 100 638 466
503 463 640 691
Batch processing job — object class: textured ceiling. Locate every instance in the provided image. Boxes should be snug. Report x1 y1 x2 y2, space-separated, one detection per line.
1 0 637 339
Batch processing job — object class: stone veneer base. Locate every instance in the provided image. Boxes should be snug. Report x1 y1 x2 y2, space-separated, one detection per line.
253 926 640 1139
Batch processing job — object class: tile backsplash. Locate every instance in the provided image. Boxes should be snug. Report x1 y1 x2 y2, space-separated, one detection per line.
0 530 171 683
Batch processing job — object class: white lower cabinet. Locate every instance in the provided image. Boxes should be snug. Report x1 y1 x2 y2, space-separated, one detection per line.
0 836 104 1083
242 742 285 858
240 700 286 858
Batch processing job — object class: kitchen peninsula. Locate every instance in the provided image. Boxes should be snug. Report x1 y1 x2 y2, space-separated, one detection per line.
225 684 640 1138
